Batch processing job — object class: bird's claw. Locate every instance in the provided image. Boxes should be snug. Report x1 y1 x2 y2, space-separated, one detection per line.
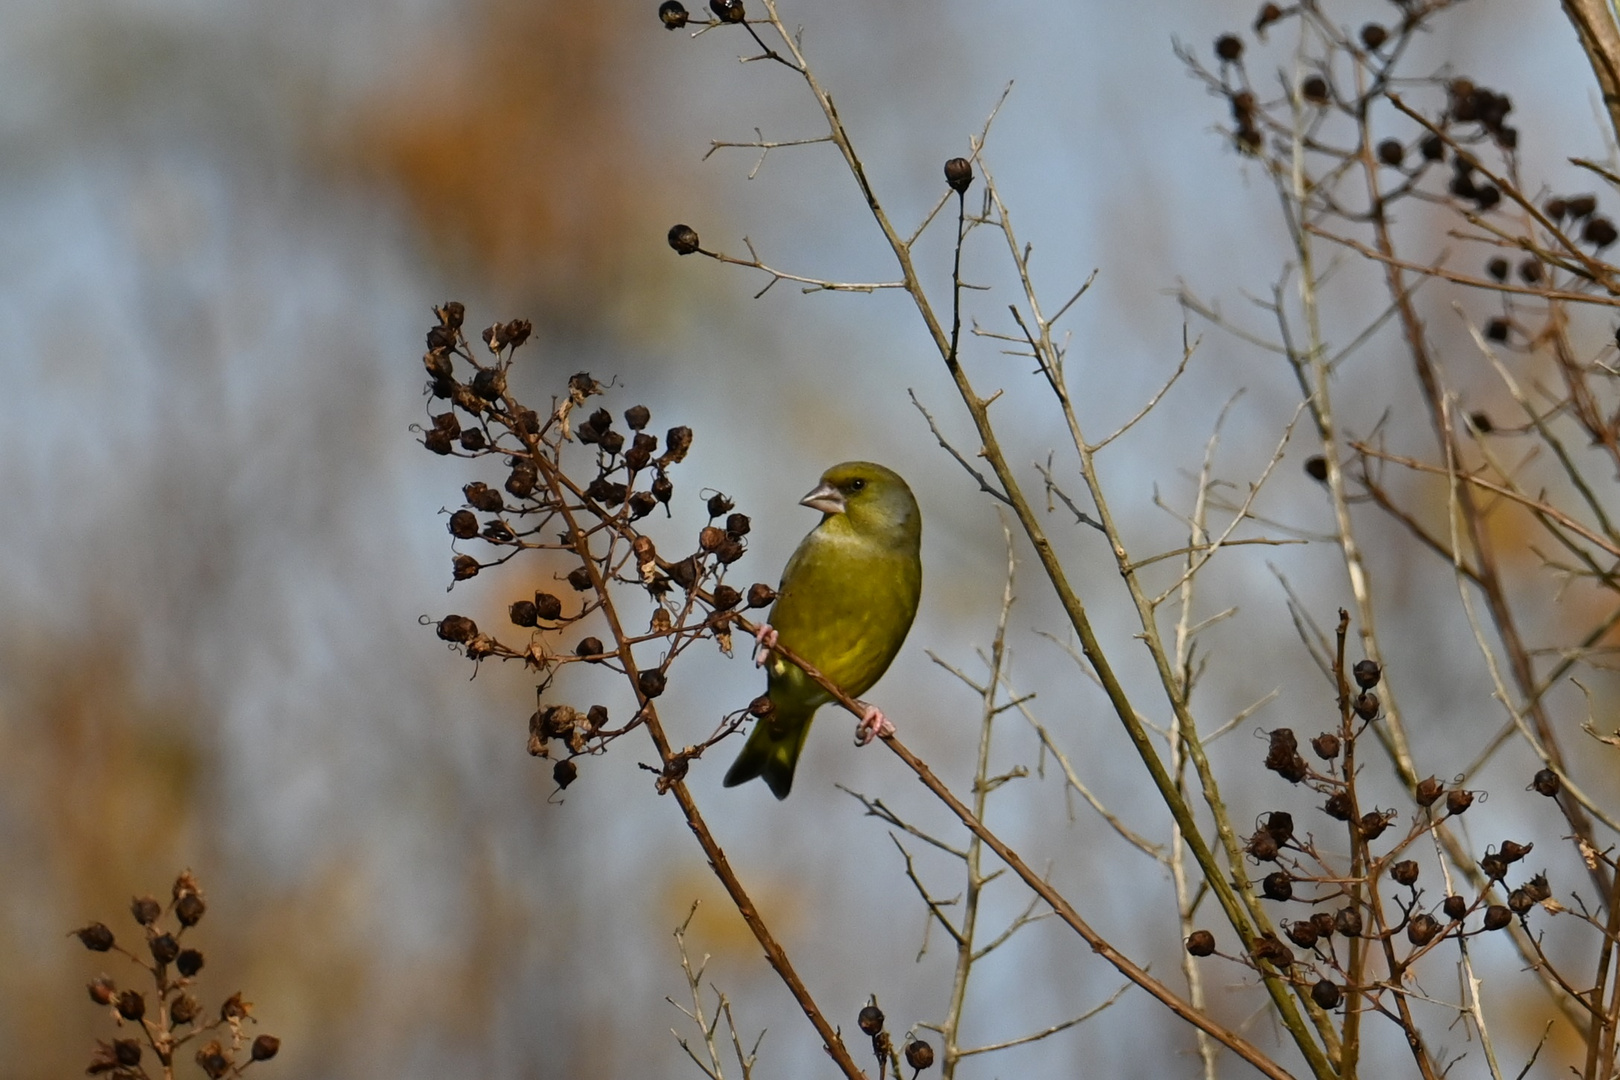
752 623 779 668
853 702 894 746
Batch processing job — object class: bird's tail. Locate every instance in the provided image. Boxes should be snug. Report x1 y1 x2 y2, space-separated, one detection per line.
722 704 816 800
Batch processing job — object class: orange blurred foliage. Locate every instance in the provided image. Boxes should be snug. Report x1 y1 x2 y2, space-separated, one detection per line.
334 0 667 331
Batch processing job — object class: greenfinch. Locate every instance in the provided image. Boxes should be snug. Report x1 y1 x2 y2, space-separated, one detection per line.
723 462 922 798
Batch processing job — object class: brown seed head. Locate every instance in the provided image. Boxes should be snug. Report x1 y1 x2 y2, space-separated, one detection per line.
1531 768 1560 797
659 0 689 28
858 1004 885 1035
1185 929 1216 956
1311 980 1342 1010
944 157 974 194
252 1036 282 1062
668 224 701 255
1483 904 1511 930
131 896 161 926
1442 895 1468 921
1215 34 1243 62
75 923 115 952
1311 732 1341 760
905 1040 935 1071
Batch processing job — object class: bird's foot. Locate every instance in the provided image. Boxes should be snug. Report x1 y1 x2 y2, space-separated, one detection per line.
752 623 779 668
853 702 894 746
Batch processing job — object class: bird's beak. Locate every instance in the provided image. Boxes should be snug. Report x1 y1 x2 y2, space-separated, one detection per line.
799 481 845 516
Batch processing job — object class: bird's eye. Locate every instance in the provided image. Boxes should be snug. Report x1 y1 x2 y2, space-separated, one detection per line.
849 478 866 491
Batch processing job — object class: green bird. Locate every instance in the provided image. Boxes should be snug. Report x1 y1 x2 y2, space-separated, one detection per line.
723 461 923 799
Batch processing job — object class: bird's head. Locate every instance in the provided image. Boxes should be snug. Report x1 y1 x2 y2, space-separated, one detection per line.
800 461 920 546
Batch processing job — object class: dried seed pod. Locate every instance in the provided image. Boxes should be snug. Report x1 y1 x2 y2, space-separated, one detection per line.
1309 912 1336 938
1519 257 1544 284
1416 776 1444 806
858 1004 885 1035
1479 854 1507 881
464 482 504 513
1569 194 1598 218
89 976 117 1005
1486 257 1509 281
1445 788 1475 816
1311 732 1341 760
668 224 701 255
1263 810 1294 844
725 513 751 537
585 478 628 506
747 583 777 608
700 526 727 552
1485 317 1510 342
437 615 478 643
1304 455 1328 481
748 694 775 718
534 593 564 621
1358 811 1390 840
1531 768 1560 796
1254 3 1282 31
510 600 538 627
1391 860 1420 886
1545 196 1568 219
664 556 697 591
710 0 746 23
599 430 625 456
711 584 741 611
1442 895 1468 921
1408 913 1441 946
1498 839 1533 864
1246 829 1280 862
639 669 667 698
944 157 974 194
504 319 532 350
905 1040 935 1071
448 510 479 539
1311 980 1342 1010
1285 920 1318 949
715 538 746 564
471 367 506 401
1522 873 1551 903
460 428 487 451
117 989 146 1021
1376 138 1403 167
176 948 204 977
114 1040 142 1067
567 566 594 591
1323 791 1353 821
1420 134 1444 161
423 428 454 455
575 637 604 660
1585 216 1618 248
1262 871 1293 901
553 759 578 789
1482 904 1511 930
1215 33 1243 61
707 493 735 518
1185 929 1216 956
196 1042 231 1079
131 896 161 926
171 994 200 1025
1352 659 1381 688
629 491 658 519
1302 75 1329 104
1251 934 1293 968
652 474 675 505
1334 906 1363 937
1360 23 1387 49
1507 888 1533 915
625 405 651 431
663 427 694 464
149 933 180 965
505 462 537 499
251 1036 281 1062
1353 691 1379 720
1474 184 1501 211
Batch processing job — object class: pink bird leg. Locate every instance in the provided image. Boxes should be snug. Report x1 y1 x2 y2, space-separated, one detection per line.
752 622 778 668
853 701 894 746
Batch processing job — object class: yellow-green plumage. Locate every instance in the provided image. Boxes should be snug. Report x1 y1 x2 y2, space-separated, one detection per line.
724 462 922 799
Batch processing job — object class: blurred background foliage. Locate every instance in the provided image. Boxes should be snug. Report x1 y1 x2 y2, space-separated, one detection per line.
2 0 1615 1076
